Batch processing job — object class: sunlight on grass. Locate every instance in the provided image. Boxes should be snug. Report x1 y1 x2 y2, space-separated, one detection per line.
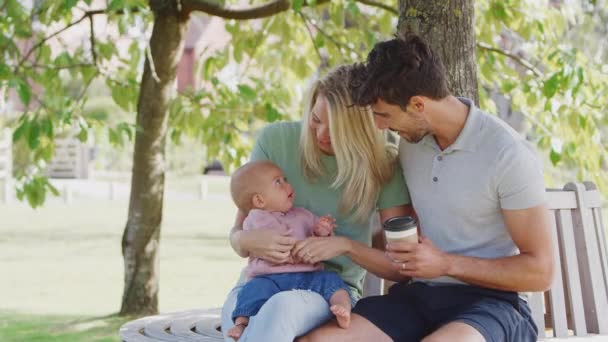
0 198 245 316
0 312 131 342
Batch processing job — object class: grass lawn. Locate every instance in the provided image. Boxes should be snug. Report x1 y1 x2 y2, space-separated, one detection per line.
0 196 245 341
0 313 130 342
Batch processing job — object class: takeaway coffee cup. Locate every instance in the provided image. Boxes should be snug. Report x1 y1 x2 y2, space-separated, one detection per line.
383 216 418 244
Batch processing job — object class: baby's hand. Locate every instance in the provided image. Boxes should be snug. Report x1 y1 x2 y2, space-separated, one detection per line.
314 215 336 237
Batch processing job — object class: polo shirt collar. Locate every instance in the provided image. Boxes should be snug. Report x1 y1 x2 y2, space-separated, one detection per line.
421 97 481 153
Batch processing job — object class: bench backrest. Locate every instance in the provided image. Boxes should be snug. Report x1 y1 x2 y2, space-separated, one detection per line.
531 182 608 338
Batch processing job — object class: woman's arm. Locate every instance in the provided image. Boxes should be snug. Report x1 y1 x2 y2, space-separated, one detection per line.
343 204 414 282
229 209 249 257
292 205 414 282
229 209 297 263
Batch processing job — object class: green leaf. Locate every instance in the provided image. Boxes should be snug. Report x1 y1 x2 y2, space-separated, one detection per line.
543 73 560 98
536 21 544 35
314 34 325 48
346 1 360 16
54 51 72 67
16 79 31 105
0 64 11 80
237 84 256 102
63 0 79 11
77 126 88 142
292 0 304 12
550 149 561 166
27 120 40 149
81 65 98 84
40 117 54 138
12 120 28 143
578 115 587 129
111 85 133 111
265 103 281 122
97 42 116 60
490 1 508 21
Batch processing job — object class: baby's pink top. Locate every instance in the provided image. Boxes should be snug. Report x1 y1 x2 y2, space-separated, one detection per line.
243 207 323 278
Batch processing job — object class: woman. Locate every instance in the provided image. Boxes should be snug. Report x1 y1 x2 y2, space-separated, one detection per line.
221 65 411 341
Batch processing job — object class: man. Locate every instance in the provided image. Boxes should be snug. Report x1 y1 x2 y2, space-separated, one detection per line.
299 35 554 342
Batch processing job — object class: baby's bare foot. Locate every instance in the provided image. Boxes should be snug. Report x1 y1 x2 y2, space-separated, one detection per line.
227 323 246 341
330 304 351 329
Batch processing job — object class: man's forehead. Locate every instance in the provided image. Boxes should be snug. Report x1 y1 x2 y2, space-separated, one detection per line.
371 101 393 116
372 99 392 109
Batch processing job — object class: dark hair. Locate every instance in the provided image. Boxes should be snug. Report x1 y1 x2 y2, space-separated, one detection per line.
350 35 450 109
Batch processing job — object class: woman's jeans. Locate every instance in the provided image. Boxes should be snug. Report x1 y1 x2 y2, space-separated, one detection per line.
221 280 333 342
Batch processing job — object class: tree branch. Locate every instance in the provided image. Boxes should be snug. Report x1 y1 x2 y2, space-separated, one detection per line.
300 12 361 58
89 14 98 65
24 63 96 70
16 10 105 70
355 0 397 14
15 8 141 71
298 12 323 64
476 42 543 77
181 0 329 19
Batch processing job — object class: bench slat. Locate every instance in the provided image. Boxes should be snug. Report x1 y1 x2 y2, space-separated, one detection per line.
547 191 577 210
591 207 608 298
143 316 194 341
170 309 222 340
557 209 587 336
120 315 174 342
545 189 601 210
548 211 569 338
529 292 546 339
567 183 608 334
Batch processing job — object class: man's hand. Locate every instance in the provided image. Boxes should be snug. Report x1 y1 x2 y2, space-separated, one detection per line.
313 215 336 237
386 237 450 279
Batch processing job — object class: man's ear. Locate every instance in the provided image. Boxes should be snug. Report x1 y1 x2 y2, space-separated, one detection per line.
252 194 265 209
409 96 425 112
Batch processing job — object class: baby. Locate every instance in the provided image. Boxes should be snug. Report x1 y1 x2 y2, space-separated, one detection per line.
228 160 352 341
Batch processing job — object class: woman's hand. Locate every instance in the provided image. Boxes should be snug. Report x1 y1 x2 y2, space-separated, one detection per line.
292 236 351 264
240 230 297 265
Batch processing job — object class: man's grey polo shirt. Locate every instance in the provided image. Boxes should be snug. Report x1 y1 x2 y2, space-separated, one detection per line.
399 97 546 285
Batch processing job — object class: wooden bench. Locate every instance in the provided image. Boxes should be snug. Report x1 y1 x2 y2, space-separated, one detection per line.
120 182 608 341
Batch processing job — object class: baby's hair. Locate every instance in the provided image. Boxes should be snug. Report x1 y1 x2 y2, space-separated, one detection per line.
230 160 280 213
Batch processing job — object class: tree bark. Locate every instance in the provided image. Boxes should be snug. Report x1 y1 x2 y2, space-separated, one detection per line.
120 5 188 316
397 0 479 104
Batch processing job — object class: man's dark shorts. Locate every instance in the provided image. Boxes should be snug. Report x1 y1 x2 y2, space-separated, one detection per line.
352 282 538 342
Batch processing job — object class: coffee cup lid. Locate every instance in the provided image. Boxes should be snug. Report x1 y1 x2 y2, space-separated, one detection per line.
383 216 417 232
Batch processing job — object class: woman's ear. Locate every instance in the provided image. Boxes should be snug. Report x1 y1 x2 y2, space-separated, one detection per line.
252 194 265 209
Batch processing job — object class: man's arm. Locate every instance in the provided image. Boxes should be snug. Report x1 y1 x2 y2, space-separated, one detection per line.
445 204 554 291
390 204 555 292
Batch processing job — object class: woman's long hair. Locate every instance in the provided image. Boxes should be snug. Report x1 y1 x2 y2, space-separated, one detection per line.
300 65 398 223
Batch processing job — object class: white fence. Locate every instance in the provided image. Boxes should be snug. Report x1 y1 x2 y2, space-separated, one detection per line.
0 128 12 202
44 175 231 204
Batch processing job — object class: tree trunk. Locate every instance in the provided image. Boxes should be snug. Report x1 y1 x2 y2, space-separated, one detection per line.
397 0 479 103
120 5 188 316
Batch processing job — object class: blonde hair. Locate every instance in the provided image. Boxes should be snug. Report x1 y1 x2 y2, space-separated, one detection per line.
230 160 278 213
299 65 398 223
